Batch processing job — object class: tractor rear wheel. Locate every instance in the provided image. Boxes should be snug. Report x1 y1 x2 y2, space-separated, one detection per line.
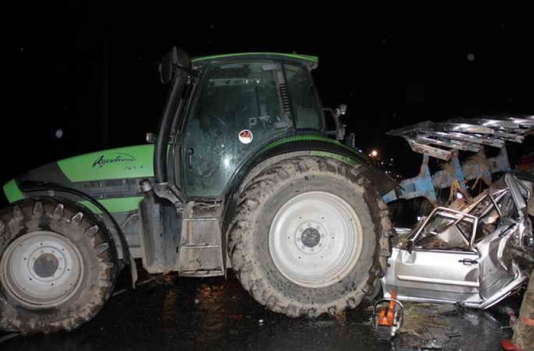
0 198 118 334
229 157 392 318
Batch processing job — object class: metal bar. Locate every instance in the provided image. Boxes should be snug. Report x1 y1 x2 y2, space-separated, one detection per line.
430 131 505 147
451 154 468 192
492 131 525 143
386 121 434 136
469 119 521 129
415 136 481 152
434 122 495 134
407 139 452 160
493 116 534 127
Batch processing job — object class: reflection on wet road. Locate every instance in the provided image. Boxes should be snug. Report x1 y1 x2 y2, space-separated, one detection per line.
0 273 512 351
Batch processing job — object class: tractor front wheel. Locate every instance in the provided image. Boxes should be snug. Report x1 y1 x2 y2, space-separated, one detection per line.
0 198 118 334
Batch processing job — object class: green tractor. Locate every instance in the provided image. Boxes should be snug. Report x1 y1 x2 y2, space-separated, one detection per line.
0 48 396 334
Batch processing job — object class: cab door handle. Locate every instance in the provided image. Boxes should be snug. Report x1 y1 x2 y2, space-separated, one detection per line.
187 148 194 169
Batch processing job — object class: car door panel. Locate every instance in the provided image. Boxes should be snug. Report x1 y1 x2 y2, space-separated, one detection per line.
386 247 480 302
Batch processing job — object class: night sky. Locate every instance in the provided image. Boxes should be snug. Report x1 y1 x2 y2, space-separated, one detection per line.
6 2 534 183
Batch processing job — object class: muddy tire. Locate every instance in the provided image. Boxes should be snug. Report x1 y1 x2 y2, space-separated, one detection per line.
0 197 118 334
228 157 392 318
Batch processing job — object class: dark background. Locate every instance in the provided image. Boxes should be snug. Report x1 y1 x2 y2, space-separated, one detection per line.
6 2 534 183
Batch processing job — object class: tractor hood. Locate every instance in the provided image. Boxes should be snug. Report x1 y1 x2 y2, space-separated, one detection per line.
4 145 155 204
54 145 154 182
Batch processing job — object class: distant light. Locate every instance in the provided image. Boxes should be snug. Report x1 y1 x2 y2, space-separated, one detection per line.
55 128 64 139
467 53 475 62
223 157 231 167
20 47 24 52
371 149 378 157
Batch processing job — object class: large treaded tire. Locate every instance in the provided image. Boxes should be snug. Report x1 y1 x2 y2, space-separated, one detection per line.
0 197 118 334
228 157 392 318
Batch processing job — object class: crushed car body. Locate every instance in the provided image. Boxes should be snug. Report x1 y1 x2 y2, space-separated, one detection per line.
382 172 533 309
382 116 533 310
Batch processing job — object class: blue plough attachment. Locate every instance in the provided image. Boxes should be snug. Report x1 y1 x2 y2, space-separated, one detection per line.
383 115 534 205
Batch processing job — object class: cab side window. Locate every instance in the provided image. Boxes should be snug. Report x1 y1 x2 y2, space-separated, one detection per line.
284 64 322 130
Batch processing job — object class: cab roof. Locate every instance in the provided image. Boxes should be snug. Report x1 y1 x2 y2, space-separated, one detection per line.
192 52 318 69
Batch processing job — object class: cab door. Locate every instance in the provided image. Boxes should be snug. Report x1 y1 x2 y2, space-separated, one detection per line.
182 60 289 198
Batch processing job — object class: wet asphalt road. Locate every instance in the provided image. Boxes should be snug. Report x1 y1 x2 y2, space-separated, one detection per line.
0 272 516 351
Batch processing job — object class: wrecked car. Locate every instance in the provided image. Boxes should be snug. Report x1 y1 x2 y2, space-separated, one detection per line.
382 172 533 309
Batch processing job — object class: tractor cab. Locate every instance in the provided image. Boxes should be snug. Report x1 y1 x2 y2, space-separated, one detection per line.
153 49 331 202
184 55 323 197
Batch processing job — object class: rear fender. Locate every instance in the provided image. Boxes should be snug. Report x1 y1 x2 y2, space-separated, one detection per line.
221 138 397 246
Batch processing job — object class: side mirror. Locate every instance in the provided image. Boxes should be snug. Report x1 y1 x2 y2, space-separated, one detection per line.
323 104 347 141
334 104 347 141
159 47 179 84
159 47 192 84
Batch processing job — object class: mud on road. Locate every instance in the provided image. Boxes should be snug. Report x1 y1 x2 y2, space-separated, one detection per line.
0 272 519 351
